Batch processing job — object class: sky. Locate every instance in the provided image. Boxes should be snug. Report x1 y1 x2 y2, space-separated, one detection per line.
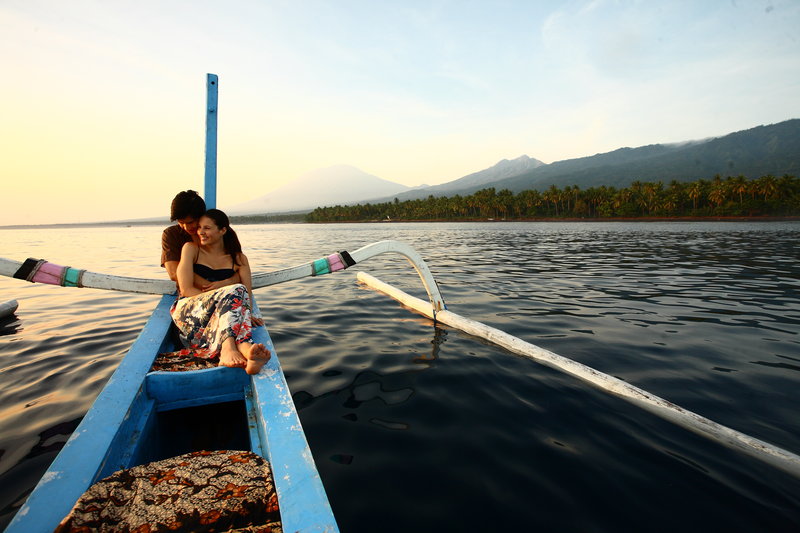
1 0 799 225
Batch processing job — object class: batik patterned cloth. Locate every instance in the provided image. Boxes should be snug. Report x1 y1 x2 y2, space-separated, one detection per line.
151 347 218 372
55 450 282 532
170 284 254 358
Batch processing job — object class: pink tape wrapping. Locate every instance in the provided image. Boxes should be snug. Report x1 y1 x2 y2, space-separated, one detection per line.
327 254 345 272
31 262 64 285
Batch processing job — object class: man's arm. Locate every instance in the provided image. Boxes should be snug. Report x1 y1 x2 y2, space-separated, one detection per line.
176 244 201 297
164 261 179 282
161 226 185 282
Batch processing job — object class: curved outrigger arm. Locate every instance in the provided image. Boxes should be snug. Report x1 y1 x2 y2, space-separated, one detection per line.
0 240 446 319
253 240 446 318
348 240 446 315
252 240 446 316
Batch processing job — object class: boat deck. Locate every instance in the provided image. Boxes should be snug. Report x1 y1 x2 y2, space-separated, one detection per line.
6 294 338 532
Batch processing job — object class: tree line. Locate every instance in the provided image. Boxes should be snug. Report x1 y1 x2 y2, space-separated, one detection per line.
305 174 800 222
230 213 306 224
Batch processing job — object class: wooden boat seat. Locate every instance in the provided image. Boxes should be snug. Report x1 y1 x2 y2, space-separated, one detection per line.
54 450 282 533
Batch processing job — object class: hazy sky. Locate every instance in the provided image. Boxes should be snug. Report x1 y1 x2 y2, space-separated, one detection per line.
2 0 798 225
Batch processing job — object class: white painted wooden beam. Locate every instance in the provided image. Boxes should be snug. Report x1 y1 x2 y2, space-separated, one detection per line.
356 271 800 479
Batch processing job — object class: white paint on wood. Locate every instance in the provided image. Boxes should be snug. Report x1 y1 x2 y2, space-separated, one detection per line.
0 257 176 295
356 271 800 479
251 240 446 313
1 241 447 308
0 299 18 318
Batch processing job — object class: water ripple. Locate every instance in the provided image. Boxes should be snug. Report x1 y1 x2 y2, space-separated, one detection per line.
1 222 799 531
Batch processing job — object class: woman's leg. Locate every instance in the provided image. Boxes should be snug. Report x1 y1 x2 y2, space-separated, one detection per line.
219 337 247 368
171 284 270 373
218 338 270 374
238 342 271 375
208 284 270 373
170 285 251 355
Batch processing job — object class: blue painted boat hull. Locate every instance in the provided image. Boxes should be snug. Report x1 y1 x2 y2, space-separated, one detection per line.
6 294 338 532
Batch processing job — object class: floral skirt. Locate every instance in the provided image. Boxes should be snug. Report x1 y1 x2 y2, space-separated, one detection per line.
170 284 254 358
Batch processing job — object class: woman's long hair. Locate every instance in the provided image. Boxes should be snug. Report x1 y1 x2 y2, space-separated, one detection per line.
202 209 243 265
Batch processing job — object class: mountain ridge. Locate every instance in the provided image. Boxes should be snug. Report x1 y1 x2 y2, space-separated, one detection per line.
458 119 800 196
367 119 799 204
226 164 412 214
230 119 800 214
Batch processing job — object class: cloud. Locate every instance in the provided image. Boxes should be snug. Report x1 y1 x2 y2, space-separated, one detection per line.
2 0 799 225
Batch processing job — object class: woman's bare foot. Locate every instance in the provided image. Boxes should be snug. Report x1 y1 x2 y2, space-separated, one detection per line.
240 342 271 375
219 337 247 368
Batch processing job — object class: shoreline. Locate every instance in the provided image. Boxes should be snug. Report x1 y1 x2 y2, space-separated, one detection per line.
310 215 800 224
3 215 799 230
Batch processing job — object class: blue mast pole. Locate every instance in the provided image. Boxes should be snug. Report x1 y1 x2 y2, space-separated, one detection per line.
204 73 219 209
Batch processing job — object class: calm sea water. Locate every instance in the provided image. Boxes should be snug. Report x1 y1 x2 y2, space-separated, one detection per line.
0 221 799 532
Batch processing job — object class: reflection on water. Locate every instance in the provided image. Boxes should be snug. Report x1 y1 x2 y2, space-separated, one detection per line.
0 317 21 337
292 326 443 421
1 222 799 531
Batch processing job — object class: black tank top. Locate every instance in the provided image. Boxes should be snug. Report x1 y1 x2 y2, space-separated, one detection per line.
193 263 235 282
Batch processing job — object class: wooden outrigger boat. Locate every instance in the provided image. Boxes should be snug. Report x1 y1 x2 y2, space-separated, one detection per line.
1 76 448 532
5 235 800 531
3 74 352 532
6 294 334 531
0 239 446 532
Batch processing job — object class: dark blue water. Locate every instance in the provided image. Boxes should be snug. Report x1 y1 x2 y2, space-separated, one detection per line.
1 222 799 531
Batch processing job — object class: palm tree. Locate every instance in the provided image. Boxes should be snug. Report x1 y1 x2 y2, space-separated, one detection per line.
545 185 560 216
758 175 778 201
613 188 632 215
687 181 703 211
570 185 581 215
778 174 797 198
516 189 542 217
708 179 727 208
472 188 497 218
640 181 663 215
496 189 514 218
730 175 748 205
594 185 615 217
666 181 685 213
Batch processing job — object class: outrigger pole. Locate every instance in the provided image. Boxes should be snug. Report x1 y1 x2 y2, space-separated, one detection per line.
356 271 800 479
204 73 218 209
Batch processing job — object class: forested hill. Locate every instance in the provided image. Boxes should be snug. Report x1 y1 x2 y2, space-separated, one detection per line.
371 119 800 205
482 119 800 194
306 174 799 222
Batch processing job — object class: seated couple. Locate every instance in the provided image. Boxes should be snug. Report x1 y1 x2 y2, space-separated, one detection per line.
161 190 269 374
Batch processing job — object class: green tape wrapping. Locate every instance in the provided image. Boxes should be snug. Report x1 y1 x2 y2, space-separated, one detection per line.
312 258 330 276
64 267 81 287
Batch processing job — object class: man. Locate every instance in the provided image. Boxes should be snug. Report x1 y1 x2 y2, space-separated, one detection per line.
161 190 206 282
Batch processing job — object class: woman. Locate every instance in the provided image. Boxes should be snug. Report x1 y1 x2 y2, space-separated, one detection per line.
170 209 270 375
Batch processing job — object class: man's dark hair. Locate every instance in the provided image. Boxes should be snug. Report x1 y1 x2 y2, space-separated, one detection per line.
170 190 206 221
